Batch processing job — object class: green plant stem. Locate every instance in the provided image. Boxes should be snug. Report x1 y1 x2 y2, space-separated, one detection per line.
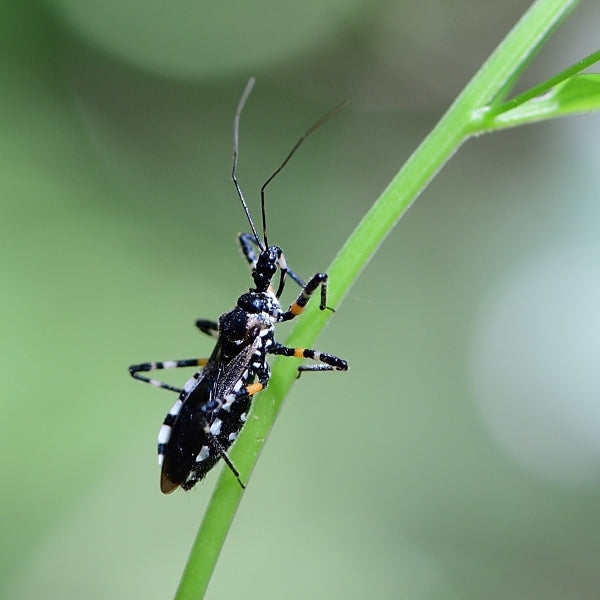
488 49 600 117
174 0 580 598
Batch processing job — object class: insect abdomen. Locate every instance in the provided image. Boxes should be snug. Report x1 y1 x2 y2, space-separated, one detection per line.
159 380 253 493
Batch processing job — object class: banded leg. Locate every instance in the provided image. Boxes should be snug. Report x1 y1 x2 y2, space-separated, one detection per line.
268 342 348 376
129 358 209 393
204 429 246 489
239 232 260 268
280 272 332 321
195 319 219 339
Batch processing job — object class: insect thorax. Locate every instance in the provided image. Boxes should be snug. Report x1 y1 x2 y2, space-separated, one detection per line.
219 290 280 342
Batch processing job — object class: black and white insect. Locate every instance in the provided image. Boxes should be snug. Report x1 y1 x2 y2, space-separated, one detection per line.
129 78 348 494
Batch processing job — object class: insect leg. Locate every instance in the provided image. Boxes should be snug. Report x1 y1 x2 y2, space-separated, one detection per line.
129 358 209 393
272 249 307 298
282 265 305 289
204 431 246 489
268 342 348 376
195 319 219 339
239 232 260 268
296 363 345 376
280 272 333 321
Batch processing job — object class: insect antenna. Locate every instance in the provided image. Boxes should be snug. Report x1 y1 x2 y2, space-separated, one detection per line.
232 77 264 250
259 99 348 248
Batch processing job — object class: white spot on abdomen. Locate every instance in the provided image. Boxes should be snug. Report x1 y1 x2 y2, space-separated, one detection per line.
168 399 183 416
210 418 222 436
183 377 197 394
196 445 210 462
158 424 171 444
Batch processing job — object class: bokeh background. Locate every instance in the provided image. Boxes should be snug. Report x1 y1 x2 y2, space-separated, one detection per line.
2 1 600 598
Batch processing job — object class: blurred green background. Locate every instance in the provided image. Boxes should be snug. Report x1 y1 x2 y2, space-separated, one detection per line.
2 1 600 598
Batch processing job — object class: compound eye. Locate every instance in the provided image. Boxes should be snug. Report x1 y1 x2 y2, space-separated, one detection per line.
219 307 248 341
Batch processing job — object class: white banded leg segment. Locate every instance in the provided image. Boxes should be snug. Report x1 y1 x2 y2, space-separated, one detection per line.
128 358 209 393
281 272 331 320
274 250 290 298
269 342 348 374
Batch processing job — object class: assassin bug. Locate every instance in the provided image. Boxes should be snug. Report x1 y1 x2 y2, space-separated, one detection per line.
129 78 348 494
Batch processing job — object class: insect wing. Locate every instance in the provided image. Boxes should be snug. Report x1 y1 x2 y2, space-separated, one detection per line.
159 371 218 493
159 337 260 493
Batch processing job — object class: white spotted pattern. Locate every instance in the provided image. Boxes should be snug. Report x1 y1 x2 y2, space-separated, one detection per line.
158 424 171 444
169 399 183 416
223 393 236 411
183 377 197 394
210 418 222 436
196 445 210 462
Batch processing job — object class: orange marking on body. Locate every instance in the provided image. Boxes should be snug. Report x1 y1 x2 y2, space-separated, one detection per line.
293 348 305 359
246 382 263 395
197 358 209 366
290 303 304 316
